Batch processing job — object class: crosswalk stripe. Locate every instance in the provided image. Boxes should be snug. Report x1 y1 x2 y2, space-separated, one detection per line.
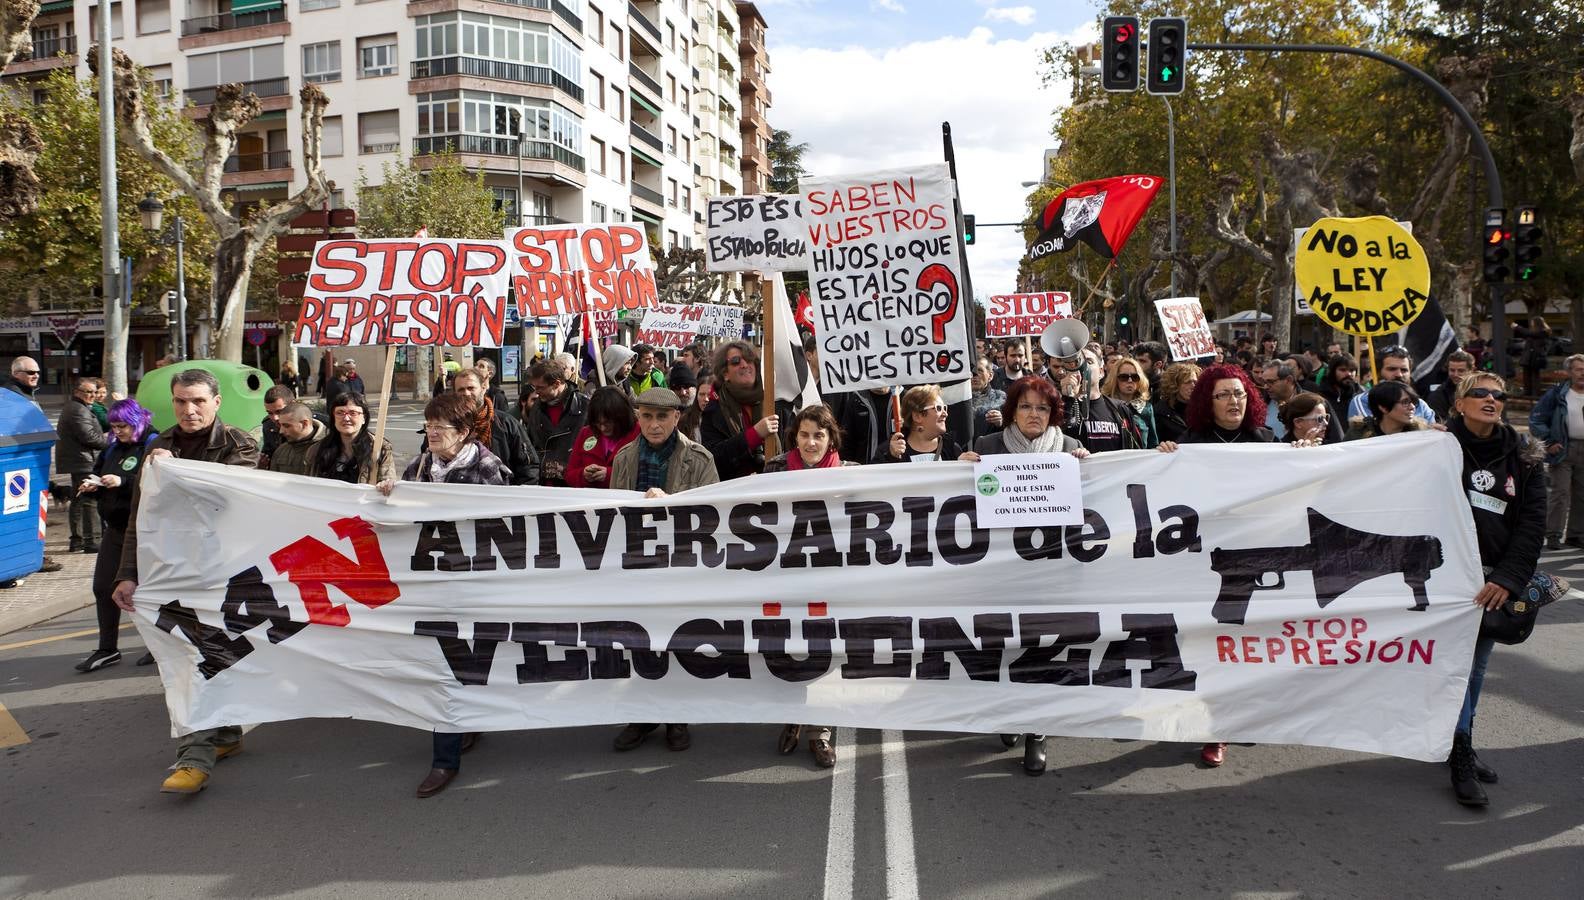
0 701 29 747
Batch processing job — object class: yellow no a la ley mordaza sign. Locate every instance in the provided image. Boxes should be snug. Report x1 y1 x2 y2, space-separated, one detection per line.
1294 216 1431 337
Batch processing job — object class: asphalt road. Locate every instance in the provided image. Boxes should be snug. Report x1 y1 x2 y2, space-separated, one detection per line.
1 554 1581 898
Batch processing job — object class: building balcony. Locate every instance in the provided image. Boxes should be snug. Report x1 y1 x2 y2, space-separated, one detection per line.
182 7 286 37
6 34 76 74
224 150 292 172
631 182 664 210
411 56 583 103
629 2 662 43
185 78 291 107
414 133 586 172
28 34 76 59
629 121 663 153
628 61 662 100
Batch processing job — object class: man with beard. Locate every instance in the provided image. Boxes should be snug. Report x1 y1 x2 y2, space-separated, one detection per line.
452 368 537 484
1347 347 1437 423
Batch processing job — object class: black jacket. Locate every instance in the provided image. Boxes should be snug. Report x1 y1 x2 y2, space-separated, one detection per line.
92 433 157 531
1178 425 1276 444
874 432 964 463
56 396 107 475
828 389 889 464
1152 397 1189 443
524 390 589 486
1451 418 1546 594
2 375 35 399
701 399 766 480
488 407 539 485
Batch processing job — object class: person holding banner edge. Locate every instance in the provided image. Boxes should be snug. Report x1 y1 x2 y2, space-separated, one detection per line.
310 392 396 485
111 368 260 795
376 391 510 798
1447 371 1546 808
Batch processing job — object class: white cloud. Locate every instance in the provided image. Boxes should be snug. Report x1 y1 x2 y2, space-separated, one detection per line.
984 6 1036 26
770 23 1095 299
873 0 905 12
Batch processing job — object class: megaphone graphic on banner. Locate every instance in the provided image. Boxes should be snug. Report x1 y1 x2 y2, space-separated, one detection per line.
1208 508 1444 625
1040 318 1091 361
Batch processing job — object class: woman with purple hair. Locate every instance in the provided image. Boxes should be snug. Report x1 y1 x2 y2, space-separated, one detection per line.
74 398 158 673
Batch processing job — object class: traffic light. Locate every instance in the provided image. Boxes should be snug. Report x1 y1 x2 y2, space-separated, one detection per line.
1102 16 1140 92
962 213 976 245
1482 208 1510 284
1513 205 1542 281
1146 17 1187 95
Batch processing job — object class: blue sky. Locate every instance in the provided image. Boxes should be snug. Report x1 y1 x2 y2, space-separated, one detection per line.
763 1 1102 295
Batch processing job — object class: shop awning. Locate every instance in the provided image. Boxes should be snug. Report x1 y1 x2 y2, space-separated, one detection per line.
631 146 662 169
631 92 662 118
230 0 283 12
40 1 73 14
630 208 662 226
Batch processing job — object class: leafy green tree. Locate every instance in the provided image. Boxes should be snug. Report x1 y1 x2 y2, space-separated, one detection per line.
766 128 810 195
354 152 507 239
0 66 213 328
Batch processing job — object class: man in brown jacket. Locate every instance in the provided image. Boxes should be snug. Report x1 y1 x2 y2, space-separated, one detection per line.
111 368 260 795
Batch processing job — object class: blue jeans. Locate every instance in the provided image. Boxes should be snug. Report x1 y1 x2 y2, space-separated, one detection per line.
1456 634 1496 735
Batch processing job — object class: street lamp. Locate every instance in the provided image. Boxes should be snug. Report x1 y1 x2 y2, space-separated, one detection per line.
138 191 188 361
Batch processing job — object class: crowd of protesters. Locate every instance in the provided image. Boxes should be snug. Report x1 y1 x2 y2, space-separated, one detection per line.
64 324 1548 811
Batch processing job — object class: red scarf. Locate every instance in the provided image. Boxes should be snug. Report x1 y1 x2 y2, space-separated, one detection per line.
787 449 841 470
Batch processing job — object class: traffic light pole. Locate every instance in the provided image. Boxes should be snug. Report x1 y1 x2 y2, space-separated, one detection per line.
1186 41 1509 373
1164 96 1177 297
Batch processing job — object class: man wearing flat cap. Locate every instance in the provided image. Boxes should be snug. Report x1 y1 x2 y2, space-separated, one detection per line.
609 388 719 497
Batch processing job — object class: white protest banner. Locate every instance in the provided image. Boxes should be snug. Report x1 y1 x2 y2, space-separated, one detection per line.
985 293 1073 339
633 303 745 350
133 433 1480 762
508 223 658 319
972 453 1083 528
800 164 969 392
290 239 514 347
705 194 808 272
1154 297 1217 361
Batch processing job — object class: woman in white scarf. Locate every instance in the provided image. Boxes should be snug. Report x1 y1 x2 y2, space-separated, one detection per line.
970 375 1089 775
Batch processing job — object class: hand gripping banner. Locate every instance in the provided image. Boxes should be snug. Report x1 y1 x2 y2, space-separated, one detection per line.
131 433 1481 761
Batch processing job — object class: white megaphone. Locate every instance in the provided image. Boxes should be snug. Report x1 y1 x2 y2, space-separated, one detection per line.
1040 318 1091 362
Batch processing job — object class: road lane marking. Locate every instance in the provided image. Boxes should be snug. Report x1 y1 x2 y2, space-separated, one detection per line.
822 727 856 900
0 623 132 652
0 701 28 747
879 729 919 900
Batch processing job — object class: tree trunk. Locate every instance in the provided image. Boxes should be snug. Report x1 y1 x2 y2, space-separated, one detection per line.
209 233 252 361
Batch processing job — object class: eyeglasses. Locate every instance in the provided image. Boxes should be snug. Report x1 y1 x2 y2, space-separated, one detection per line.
1395 398 1417 408
726 355 753 367
1212 390 1248 402
1379 345 1409 357
18 369 39 376
1016 403 1052 414
1297 414 1329 424
334 408 365 419
1116 373 1140 382
424 424 459 433
928 404 948 413
1465 387 1507 402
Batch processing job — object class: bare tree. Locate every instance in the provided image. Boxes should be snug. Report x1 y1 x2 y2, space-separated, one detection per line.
0 0 41 220
94 47 330 361
652 246 723 306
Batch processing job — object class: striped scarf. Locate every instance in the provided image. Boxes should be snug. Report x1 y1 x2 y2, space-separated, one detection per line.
636 431 679 492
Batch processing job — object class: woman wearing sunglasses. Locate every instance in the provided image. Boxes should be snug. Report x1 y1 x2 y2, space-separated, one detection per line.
1446 372 1545 807
701 340 779 479
1100 356 1159 449
1344 381 1430 441
877 384 968 463
1278 392 1339 446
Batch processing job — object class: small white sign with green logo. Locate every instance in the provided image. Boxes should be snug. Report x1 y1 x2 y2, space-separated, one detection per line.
971 453 1083 528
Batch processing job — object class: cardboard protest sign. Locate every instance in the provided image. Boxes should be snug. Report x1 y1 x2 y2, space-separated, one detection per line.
1154 297 1216 361
291 239 513 347
800 163 969 392
973 453 1083 527
508 223 659 319
1292 222 1412 317
1294 217 1430 337
705 194 808 272
633 303 745 350
985 292 1072 338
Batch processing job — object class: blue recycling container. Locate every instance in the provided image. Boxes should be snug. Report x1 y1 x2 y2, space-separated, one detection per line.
0 390 57 581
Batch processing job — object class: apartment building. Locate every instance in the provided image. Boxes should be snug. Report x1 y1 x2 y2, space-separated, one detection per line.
734 1 768 196
3 0 749 375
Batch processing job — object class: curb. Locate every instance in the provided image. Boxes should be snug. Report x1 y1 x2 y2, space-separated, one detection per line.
0 589 94 637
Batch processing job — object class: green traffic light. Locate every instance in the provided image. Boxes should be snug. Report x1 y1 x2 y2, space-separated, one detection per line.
1161 67 1175 80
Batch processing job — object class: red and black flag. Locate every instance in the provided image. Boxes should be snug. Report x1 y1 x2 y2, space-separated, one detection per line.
1029 174 1163 261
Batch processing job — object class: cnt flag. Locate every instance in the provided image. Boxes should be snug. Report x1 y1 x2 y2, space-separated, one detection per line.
1029 174 1162 261
771 274 821 409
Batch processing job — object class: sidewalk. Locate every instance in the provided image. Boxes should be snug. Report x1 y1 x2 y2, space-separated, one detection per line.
0 502 98 636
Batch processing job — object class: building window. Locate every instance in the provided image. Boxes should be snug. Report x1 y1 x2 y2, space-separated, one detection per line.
188 44 285 89
359 35 397 78
612 148 624 184
667 21 675 51
591 136 605 175
302 41 341 84
322 117 344 157
667 229 678 248
531 192 553 224
611 25 623 61
682 187 690 213
414 12 583 91
666 125 677 155
301 0 340 10
137 0 170 35
591 71 604 110
591 201 606 223
589 4 603 46
667 178 677 207
148 63 174 101
88 3 124 40
612 87 625 122
492 187 519 226
666 73 676 104
682 136 690 162
359 110 400 154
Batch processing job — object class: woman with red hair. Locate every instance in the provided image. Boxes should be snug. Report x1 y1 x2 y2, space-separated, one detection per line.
1157 363 1274 450
1157 363 1272 768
